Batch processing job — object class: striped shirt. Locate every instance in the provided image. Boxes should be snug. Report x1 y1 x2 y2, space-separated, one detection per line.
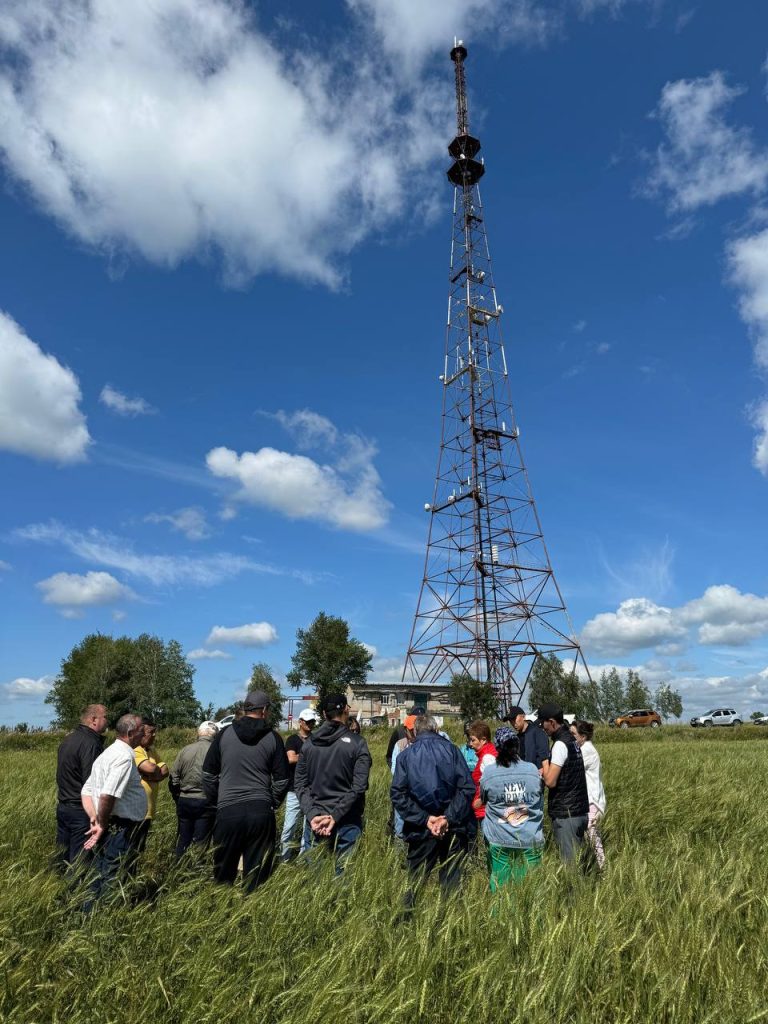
82 738 147 822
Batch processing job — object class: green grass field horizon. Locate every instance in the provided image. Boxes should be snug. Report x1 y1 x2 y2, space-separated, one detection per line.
2 725 767 1024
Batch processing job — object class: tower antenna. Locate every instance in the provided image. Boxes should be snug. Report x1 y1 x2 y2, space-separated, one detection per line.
402 44 592 711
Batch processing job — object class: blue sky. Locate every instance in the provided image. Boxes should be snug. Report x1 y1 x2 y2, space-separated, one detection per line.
1 0 768 725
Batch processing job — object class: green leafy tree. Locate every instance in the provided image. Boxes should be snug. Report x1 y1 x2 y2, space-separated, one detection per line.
653 682 683 721
527 654 566 711
624 669 653 710
559 664 586 718
287 612 372 704
598 668 625 723
579 674 603 722
46 632 202 729
448 672 499 721
248 663 284 730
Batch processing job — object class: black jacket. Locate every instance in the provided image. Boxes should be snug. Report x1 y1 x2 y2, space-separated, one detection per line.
202 718 289 811
390 731 475 839
294 721 372 828
56 724 105 804
548 725 589 819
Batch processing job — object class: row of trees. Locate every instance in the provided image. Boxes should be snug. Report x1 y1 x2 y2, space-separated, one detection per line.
45 612 372 729
449 654 684 723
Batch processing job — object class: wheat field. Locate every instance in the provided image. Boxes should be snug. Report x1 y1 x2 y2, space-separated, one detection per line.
1 726 767 1024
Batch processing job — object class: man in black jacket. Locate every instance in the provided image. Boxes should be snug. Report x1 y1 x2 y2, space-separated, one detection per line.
55 703 108 874
202 689 289 891
294 693 372 872
538 703 589 863
504 706 551 772
391 715 475 908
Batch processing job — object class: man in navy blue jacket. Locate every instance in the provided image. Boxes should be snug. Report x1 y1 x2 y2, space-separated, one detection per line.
390 715 475 907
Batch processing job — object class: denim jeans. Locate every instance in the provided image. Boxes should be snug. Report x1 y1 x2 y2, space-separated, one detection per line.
280 792 308 862
82 818 142 913
305 821 362 875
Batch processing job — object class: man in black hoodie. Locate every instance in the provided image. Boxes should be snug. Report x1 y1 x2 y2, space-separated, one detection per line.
294 693 372 871
202 689 289 891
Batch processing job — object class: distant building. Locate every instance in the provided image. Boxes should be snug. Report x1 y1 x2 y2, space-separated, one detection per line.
345 682 462 726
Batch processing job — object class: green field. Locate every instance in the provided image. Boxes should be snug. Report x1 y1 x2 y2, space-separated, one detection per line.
2 726 767 1024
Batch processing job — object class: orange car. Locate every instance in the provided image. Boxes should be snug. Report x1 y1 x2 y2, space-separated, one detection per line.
612 708 661 729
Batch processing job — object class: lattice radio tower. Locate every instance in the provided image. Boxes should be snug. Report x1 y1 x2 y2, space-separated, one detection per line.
402 42 591 712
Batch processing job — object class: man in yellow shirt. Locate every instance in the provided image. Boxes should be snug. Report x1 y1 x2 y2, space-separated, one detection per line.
133 717 169 851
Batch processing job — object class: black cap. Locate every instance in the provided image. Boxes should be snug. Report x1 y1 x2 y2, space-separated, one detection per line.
408 706 426 716
503 706 526 721
536 703 564 725
244 690 270 710
322 693 349 715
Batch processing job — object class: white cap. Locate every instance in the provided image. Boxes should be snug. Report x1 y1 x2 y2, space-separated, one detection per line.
298 708 319 723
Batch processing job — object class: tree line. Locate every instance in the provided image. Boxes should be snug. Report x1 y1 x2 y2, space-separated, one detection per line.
449 654 684 723
45 612 372 729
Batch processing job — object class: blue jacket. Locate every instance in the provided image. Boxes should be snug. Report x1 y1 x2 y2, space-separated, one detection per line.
390 732 475 838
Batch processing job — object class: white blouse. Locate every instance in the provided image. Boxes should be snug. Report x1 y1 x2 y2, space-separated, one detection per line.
580 740 606 813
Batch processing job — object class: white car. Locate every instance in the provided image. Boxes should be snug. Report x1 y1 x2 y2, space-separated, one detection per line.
214 713 236 730
690 708 742 727
753 715 768 726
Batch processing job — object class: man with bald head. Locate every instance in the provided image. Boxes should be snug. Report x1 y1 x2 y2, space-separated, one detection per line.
55 703 108 875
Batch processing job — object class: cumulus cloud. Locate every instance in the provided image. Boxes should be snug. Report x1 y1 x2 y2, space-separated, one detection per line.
207 409 390 531
15 520 317 586
100 385 155 417
646 71 768 212
206 622 278 647
187 647 232 660
582 584 768 655
581 597 686 655
36 570 134 615
2 675 54 699
0 310 90 463
0 0 457 287
145 506 209 540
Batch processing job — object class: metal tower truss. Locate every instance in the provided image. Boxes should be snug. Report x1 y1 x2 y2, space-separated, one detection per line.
402 42 590 711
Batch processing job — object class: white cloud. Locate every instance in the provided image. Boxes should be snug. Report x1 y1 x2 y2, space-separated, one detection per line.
0 560 10 572
749 399 768 475
596 342 611 355
145 506 209 540
581 597 686 655
36 570 134 614
573 319 587 333
646 71 768 211
2 675 54 699
99 384 155 417
582 584 768 655
0 310 90 463
206 622 278 647
187 647 232 660
346 0 556 69
15 520 316 586
727 228 768 374
0 0 456 287
207 409 390 531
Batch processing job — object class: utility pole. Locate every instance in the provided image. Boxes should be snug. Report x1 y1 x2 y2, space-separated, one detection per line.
402 42 591 712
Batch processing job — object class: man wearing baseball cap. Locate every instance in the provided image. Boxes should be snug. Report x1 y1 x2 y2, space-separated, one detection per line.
537 703 589 863
202 689 290 891
294 692 372 871
280 707 319 862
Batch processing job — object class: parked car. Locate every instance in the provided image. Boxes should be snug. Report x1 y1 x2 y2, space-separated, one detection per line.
612 709 662 729
214 713 236 730
690 708 742 727
754 715 768 726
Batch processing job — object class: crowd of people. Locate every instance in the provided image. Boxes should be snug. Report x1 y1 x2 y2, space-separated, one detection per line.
54 693 606 912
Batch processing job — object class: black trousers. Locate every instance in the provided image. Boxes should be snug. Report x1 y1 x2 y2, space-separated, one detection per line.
55 802 92 875
213 801 276 892
175 797 215 857
405 830 470 907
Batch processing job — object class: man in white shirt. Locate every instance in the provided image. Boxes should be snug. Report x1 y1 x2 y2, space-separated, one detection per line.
81 713 147 911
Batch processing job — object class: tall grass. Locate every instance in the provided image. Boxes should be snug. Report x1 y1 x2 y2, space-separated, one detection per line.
1 731 767 1023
